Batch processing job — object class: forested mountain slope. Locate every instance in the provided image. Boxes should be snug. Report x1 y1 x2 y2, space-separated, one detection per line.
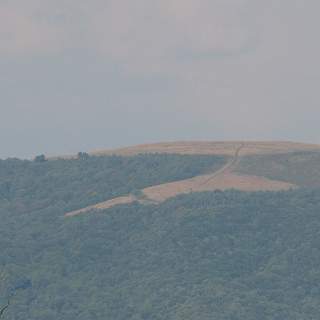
1 142 320 319
2 188 320 319
0 153 225 215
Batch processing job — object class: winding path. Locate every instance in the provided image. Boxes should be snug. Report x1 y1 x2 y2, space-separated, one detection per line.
199 143 245 187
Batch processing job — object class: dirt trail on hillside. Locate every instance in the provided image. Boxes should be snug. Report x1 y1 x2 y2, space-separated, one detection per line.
65 143 296 217
199 143 245 187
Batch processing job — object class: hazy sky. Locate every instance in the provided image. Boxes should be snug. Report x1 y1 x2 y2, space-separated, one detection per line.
1 0 320 158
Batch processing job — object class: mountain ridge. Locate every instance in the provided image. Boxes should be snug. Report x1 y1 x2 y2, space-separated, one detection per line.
66 141 312 217
48 140 320 161
91 140 320 157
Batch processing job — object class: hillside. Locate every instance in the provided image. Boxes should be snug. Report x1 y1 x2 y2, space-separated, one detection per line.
65 141 320 216
1 141 320 319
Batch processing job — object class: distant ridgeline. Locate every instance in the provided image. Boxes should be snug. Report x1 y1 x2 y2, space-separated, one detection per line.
1 143 320 319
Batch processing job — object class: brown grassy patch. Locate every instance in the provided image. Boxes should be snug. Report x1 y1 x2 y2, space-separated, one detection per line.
142 173 295 202
65 195 135 217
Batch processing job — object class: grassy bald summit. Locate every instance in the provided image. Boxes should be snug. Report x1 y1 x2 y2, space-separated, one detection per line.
2 141 320 319
92 140 320 157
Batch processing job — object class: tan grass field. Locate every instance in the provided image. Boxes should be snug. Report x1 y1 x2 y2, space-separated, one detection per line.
142 172 295 202
65 195 135 217
92 141 320 157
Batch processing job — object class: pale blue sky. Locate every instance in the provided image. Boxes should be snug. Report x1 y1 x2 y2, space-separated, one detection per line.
1 0 320 158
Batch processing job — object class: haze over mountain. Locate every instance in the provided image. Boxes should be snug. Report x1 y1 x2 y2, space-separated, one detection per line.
1 0 320 158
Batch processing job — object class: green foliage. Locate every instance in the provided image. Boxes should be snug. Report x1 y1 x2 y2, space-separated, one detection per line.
0 153 226 213
237 151 320 187
130 189 146 200
1 153 320 319
34 155 46 163
77 152 90 160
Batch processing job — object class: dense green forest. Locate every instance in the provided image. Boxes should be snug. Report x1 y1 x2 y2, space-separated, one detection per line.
0 153 226 213
1 153 320 319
